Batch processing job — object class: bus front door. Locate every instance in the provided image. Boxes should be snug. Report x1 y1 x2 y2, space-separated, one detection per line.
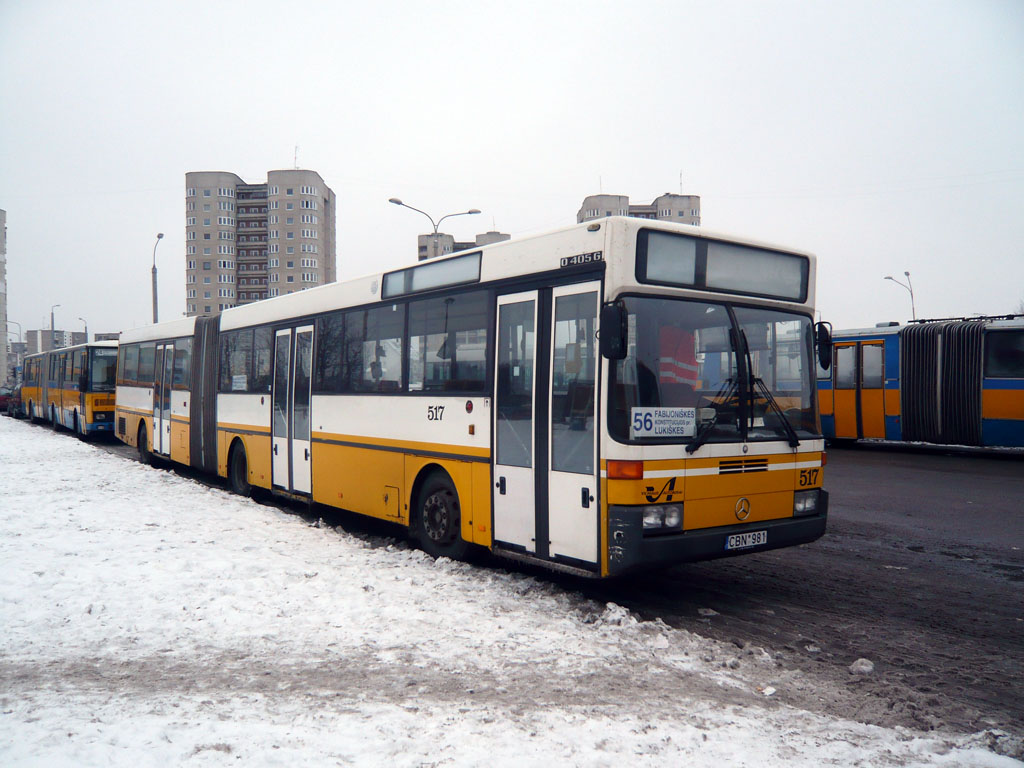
493 282 600 567
153 342 174 456
272 325 314 495
547 282 600 564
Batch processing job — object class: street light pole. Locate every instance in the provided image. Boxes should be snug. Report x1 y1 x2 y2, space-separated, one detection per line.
50 303 61 350
388 198 481 260
884 271 916 321
151 232 165 324
78 317 88 343
7 319 22 343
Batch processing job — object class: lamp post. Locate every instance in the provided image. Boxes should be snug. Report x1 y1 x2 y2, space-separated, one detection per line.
388 198 481 260
884 271 916 321
7 319 22 343
78 317 88 343
151 232 165 323
50 304 61 350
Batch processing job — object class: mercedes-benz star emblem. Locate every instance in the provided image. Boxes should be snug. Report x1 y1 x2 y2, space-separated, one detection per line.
735 497 751 521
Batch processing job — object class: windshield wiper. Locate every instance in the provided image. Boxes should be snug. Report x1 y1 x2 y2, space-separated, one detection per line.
752 377 800 448
686 376 737 454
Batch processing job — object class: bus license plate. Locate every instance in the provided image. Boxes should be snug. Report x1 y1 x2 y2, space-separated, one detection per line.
726 530 767 550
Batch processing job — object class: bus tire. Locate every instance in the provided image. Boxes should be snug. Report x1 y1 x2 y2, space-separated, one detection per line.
414 471 468 560
74 412 89 441
228 442 252 497
138 422 153 466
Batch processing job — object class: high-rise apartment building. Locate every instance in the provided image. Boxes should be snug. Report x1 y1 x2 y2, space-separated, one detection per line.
25 330 87 354
185 169 336 317
1 209 7 383
577 193 701 226
416 230 511 261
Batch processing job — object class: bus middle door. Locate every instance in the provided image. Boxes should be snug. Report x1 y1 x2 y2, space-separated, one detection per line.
272 325 314 495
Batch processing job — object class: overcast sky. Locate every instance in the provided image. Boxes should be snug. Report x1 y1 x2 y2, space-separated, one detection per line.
2 0 1022 338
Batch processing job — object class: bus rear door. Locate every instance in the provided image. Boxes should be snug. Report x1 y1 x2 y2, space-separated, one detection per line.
153 343 174 455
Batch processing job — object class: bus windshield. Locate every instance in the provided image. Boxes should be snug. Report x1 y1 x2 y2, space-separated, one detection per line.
607 297 819 444
90 348 118 391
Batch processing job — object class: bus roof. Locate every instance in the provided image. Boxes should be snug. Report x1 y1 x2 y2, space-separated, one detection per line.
120 217 818 338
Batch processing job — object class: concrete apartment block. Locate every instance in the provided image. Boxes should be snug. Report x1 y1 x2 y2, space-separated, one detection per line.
577 193 700 226
185 169 336 317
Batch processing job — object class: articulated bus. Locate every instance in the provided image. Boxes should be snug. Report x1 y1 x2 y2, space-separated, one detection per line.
21 341 119 437
115 217 830 577
819 315 1024 448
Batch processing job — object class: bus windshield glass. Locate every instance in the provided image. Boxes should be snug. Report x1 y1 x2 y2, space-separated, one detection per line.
90 348 118 391
607 297 819 444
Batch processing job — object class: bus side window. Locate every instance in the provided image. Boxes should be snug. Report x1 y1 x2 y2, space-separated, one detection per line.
985 331 1024 378
218 329 254 393
173 338 192 389
834 346 856 389
124 344 140 384
138 343 156 386
252 327 273 393
314 313 345 392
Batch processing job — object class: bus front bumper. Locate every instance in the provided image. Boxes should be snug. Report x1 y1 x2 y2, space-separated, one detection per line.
607 491 828 577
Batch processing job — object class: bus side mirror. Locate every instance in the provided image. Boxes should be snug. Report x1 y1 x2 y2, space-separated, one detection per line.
79 374 88 391
815 321 833 370
599 302 628 360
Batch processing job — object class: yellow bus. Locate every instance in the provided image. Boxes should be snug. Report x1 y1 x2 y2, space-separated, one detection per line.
115 217 831 576
22 341 119 437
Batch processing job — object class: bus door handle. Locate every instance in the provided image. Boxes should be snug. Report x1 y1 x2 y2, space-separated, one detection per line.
581 487 593 508
273 444 278 455
305 447 310 461
496 476 506 495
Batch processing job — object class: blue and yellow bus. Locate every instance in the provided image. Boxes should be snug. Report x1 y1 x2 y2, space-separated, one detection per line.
21 341 119 437
819 316 1024 448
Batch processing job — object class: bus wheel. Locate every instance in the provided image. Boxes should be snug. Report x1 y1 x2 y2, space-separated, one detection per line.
415 472 468 560
229 443 252 497
138 423 153 466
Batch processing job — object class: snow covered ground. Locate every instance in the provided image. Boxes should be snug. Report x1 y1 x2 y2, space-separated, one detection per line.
0 416 1018 767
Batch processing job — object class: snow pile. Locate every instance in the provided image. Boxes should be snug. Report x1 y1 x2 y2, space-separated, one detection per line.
0 417 1017 766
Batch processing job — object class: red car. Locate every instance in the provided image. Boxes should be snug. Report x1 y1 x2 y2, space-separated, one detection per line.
1 384 23 418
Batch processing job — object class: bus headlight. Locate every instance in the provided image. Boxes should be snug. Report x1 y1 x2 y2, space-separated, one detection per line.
642 504 684 534
793 490 819 517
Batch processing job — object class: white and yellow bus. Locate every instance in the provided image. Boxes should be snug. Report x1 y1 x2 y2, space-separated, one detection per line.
115 217 830 577
23 341 119 437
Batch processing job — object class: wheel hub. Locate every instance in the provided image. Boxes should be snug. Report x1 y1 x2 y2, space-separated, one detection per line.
423 493 450 541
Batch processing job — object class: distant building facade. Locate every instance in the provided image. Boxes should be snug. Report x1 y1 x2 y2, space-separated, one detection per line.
185 169 337 317
417 230 511 261
577 193 701 226
1 209 7 383
26 330 87 354
7 340 25 383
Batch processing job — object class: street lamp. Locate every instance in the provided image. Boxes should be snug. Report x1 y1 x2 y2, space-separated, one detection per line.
7 319 22 343
884 271 916 321
78 317 89 343
388 198 481 260
151 232 165 323
50 304 61 350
